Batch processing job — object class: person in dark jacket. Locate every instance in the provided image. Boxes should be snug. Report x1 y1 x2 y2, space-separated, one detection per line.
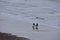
36 23 38 30
32 23 35 30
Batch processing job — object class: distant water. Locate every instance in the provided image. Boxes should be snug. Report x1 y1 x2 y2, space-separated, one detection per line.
0 0 60 29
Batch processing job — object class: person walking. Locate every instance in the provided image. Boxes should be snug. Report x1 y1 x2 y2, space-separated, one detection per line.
32 23 35 30
36 23 38 30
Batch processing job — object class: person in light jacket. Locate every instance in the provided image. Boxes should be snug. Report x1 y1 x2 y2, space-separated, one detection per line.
32 23 35 30
36 23 38 30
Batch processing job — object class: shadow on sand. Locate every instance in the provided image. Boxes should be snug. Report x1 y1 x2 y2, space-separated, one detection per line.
33 29 50 32
0 32 30 40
